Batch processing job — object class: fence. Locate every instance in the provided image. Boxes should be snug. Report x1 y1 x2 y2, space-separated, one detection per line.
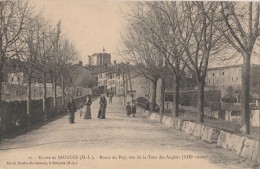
0 95 89 136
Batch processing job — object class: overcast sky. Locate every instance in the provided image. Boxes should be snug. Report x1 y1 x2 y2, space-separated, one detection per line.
28 0 259 66
28 0 128 65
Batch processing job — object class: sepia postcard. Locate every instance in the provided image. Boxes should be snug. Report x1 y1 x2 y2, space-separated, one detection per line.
0 1 259 169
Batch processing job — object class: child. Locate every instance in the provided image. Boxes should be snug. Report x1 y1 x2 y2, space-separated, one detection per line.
131 100 137 117
126 102 131 117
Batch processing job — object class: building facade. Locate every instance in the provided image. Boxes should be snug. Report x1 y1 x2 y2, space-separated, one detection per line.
205 64 260 91
88 52 111 66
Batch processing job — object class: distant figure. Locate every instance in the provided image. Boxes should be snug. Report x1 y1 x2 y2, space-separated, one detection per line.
131 100 137 117
67 97 77 124
98 95 107 119
82 95 92 119
126 102 131 117
109 93 113 103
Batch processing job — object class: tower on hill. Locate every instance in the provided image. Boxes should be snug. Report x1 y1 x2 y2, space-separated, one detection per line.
88 47 111 66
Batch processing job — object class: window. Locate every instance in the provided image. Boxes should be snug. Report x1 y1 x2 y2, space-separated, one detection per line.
212 73 215 76
11 78 14 82
232 77 233 81
17 76 20 83
208 80 210 83
236 77 238 81
222 72 224 75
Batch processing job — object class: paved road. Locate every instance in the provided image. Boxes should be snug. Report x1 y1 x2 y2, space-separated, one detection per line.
0 97 255 169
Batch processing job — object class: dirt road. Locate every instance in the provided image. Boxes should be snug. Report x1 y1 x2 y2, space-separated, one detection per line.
0 96 255 169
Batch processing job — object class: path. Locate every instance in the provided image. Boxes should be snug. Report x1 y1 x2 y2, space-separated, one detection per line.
0 96 255 169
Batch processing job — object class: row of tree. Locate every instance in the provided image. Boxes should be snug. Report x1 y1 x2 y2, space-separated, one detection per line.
0 0 78 127
121 2 260 134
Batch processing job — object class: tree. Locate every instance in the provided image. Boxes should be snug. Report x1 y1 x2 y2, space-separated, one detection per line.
121 3 168 111
49 21 61 113
56 38 77 107
32 17 54 120
17 15 41 127
215 2 260 134
141 1 188 117
168 2 227 123
0 0 29 101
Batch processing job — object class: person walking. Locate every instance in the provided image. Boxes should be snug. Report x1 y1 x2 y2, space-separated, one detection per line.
67 97 77 124
109 93 113 103
98 95 107 119
82 95 92 119
131 100 137 117
126 102 131 117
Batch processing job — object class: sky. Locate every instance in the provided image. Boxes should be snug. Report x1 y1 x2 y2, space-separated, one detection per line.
28 0 128 65
27 0 260 66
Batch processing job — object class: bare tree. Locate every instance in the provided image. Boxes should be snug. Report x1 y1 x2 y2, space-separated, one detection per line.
168 2 227 123
0 0 29 101
17 15 41 127
140 1 189 117
121 4 170 111
32 17 54 120
215 2 260 134
56 38 78 107
49 21 61 113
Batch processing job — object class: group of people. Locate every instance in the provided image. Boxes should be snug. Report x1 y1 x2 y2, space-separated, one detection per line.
126 100 137 118
66 95 107 124
67 94 137 124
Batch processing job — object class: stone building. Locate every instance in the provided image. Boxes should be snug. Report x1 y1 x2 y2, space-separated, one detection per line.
88 49 111 66
205 64 260 91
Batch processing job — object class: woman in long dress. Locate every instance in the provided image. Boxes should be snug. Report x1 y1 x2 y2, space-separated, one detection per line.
67 97 76 124
98 95 107 119
83 95 92 119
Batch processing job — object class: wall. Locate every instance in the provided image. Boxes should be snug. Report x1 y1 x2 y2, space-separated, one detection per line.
0 95 88 136
125 71 148 100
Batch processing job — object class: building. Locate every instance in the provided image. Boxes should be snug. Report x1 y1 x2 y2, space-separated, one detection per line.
7 72 24 84
68 61 94 87
106 70 117 93
205 64 260 91
88 49 111 66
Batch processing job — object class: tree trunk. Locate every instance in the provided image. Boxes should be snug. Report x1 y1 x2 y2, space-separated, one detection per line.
0 61 3 102
160 78 165 122
27 74 32 129
52 76 57 112
122 71 126 105
241 54 251 134
151 78 158 111
127 66 133 102
173 76 180 117
61 74 65 108
197 81 205 123
43 72 47 120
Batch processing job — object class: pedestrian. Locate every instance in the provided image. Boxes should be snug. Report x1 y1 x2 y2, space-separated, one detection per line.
131 100 137 117
82 95 92 119
126 102 131 117
98 95 107 119
67 97 77 124
109 93 113 103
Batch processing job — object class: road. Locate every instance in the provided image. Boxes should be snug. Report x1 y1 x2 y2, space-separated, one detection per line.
0 96 255 169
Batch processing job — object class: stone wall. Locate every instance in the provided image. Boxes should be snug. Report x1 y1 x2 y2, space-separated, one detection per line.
137 106 260 164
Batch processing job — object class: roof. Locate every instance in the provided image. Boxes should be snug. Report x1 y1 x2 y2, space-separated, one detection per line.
208 64 260 71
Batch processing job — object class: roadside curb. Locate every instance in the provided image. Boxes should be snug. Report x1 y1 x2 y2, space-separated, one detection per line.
137 106 260 164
